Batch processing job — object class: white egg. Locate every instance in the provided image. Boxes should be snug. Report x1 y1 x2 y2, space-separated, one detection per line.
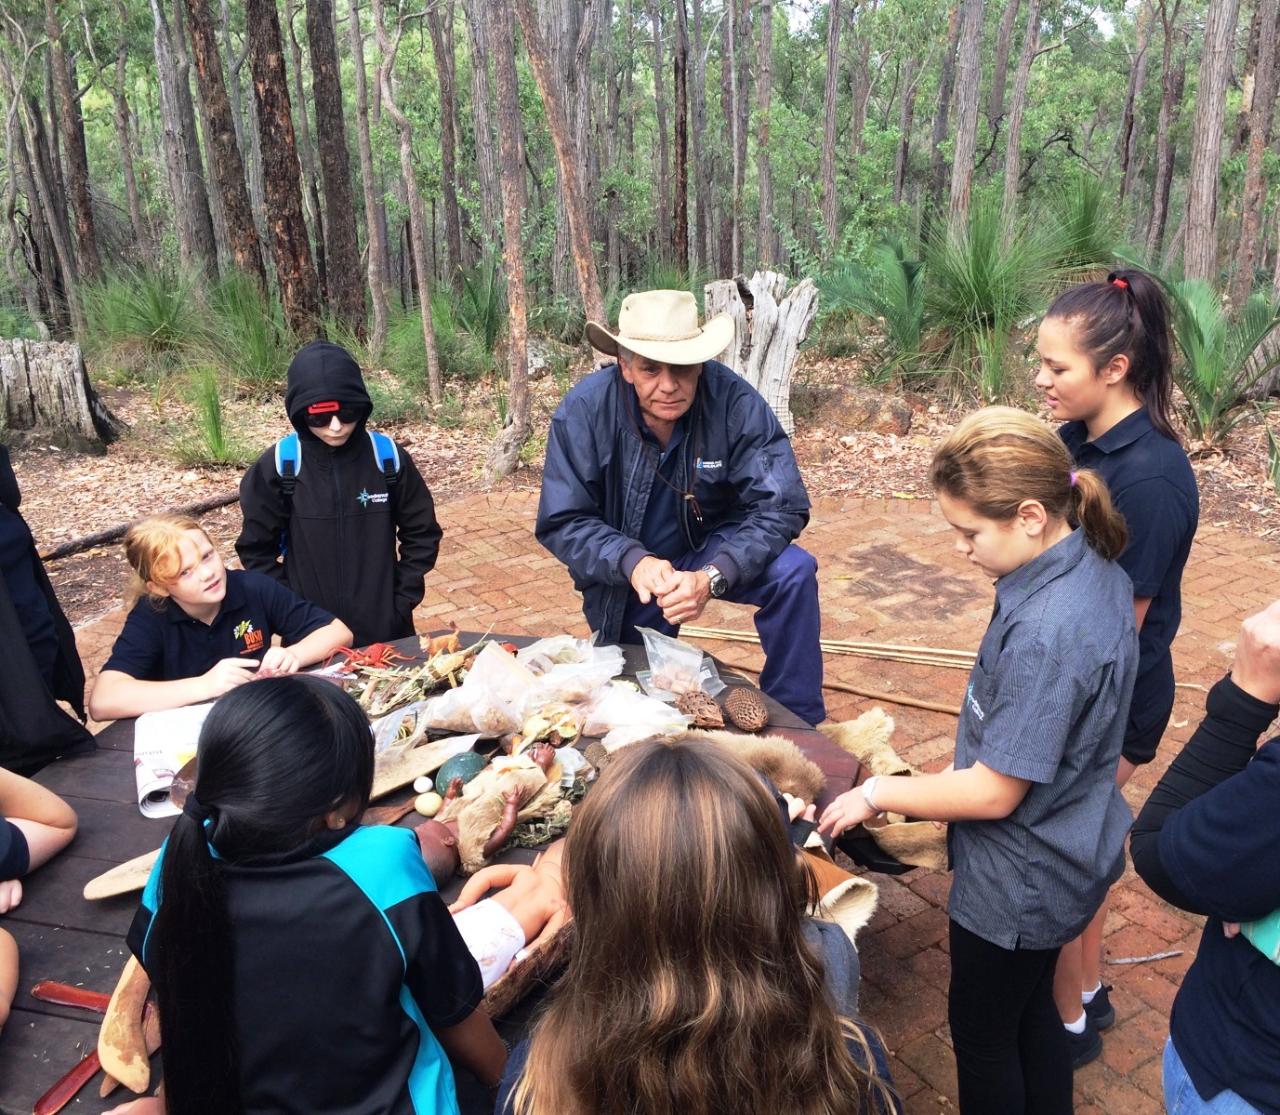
414 791 443 817
413 775 434 794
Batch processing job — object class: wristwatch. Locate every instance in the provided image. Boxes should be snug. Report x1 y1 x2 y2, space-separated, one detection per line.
701 563 728 598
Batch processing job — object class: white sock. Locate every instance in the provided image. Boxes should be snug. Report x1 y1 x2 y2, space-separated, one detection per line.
1063 1012 1087 1035
1082 981 1102 1005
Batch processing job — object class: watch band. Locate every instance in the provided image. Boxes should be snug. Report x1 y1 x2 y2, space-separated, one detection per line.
701 563 727 597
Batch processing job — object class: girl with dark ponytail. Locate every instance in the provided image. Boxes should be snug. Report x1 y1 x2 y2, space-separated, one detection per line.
820 408 1139 1115
117 675 505 1115
1037 268 1199 1063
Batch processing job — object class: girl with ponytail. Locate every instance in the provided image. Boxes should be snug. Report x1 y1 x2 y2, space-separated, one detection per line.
820 407 1139 1115
1037 268 1199 1062
115 675 505 1115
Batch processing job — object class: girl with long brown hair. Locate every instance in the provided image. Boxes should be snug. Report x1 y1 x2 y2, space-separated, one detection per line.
499 736 899 1115
820 407 1138 1115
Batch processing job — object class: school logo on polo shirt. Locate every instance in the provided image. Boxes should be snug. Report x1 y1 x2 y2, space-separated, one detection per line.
234 619 264 654
965 682 985 722
356 488 389 507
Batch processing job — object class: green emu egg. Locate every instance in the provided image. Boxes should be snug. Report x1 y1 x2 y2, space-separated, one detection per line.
436 751 487 789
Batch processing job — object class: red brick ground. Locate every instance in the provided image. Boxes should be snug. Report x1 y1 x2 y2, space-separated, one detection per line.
71 490 1280 1111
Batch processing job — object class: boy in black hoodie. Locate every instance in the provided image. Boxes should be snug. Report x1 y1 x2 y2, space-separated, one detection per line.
236 341 442 648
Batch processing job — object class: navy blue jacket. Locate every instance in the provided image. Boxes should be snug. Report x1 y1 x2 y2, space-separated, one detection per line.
535 361 811 644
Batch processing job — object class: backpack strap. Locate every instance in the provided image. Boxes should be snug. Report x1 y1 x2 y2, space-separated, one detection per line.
273 434 301 556
368 431 400 510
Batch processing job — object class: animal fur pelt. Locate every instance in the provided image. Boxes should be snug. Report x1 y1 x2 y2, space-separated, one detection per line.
690 729 826 802
439 756 565 875
821 708 949 872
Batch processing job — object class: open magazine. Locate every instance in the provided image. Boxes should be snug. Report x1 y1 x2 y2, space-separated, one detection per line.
132 701 213 818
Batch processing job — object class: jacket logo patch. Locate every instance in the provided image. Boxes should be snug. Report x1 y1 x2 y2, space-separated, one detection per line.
235 620 264 654
357 488 390 507
695 458 723 470
965 682 985 722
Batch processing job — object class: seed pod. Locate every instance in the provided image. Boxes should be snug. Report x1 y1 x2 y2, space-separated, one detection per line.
676 690 725 729
724 687 769 733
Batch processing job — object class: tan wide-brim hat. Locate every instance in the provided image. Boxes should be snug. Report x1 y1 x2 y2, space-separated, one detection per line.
586 289 735 365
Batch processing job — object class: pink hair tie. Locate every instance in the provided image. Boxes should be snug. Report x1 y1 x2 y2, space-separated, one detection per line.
1069 471 1079 488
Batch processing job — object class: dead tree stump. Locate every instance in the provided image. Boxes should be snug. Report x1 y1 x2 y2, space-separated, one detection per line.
704 271 819 436
0 339 126 454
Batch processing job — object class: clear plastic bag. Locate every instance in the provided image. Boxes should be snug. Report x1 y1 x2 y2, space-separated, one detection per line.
370 699 431 760
582 681 690 751
422 642 535 737
636 626 725 700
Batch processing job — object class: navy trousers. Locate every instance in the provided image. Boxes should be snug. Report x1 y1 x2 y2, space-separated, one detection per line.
620 538 826 725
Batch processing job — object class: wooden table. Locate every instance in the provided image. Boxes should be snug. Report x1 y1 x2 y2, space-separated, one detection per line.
0 635 860 1114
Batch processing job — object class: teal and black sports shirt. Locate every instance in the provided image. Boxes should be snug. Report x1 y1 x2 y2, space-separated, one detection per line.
129 824 483 1114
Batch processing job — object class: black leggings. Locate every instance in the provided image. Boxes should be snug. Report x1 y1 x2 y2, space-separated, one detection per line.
948 920 1072 1115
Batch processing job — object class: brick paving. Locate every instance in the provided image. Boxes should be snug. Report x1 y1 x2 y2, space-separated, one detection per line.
69 490 1280 1111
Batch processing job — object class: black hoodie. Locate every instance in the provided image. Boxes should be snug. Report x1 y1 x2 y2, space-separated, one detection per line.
236 341 442 647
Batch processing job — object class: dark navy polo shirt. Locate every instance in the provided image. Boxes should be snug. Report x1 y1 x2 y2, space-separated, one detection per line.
0 504 58 684
1060 410 1198 741
632 387 691 561
103 569 334 682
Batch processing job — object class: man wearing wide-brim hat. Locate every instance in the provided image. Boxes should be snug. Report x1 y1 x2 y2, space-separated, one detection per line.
534 290 825 725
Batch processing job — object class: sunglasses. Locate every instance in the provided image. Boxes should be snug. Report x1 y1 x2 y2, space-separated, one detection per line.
304 406 361 427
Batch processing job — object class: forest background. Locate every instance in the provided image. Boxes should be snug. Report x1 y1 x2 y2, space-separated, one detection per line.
3 0 1280 487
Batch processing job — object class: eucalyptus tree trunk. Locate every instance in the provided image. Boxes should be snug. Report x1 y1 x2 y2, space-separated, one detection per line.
460 0 501 243
371 0 443 402
307 0 365 332
171 0 221 277
604 0 623 287
673 0 690 272
893 56 919 205
755 0 776 266
1145 0 1184 260
1182 0 1242 282
1118 2 1153 203
718 0 737 274
512 0 607 327
111 6 149 254
689 0 710 270
986 0 1020 138
820 0 843 249
1001 0 1040 216
947 0 985 226
649 0 672 262
1232 0 1278 304
426 1 465 285
347 0 388 356
283 0 327 305
184 0 268 289
43 0 101 282
486 0 532 481
245 0 322 335
924 1 962 238
848 2 875 158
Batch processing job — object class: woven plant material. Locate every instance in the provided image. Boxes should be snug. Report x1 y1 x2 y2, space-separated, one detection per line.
677 690 725 728
723 686 769 732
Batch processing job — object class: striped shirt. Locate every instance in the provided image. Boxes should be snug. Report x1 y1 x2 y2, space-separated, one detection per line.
948 528 1138 950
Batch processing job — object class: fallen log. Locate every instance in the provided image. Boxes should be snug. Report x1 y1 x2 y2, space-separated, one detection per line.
39 489 240 562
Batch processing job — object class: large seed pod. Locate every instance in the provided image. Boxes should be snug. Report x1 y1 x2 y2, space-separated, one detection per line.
677 690 725 729
723 686 769 733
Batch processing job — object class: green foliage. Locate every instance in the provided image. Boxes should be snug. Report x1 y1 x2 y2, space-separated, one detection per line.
529 297 586 344
366 374 425 424
206 273 293 397
383 300 492 387
83 268 202 360
1262 409 1280 496
816 237 925 375
1043 174 1121 285
0 304 39 339
1167 281 1280 446
603 260 713 327
175 366 251 467
457 258 507 355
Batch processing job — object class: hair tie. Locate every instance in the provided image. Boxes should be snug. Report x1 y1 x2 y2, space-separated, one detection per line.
182 794 212 824
1108 273 1130 291
1069 471 1079 488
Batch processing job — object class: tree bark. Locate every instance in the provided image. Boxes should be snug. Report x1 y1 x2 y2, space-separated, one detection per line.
111 8 149 255
673 0 690 271
925 2 962 237
371 0 443 402
649 0 672 262
893 56 919 205
1183 0 1242 282
948 0 985 226
1232 0 1279 304
718 0 736 274
689 0 710 271
0 340 124 452
486 0 532 481
1145 0 1184 260
755 0 776 266
820 0 843 249
347 0 389 356
184 0 268 289
284 1 327 306
847 2 875 159
245 0 323 335
1001 0 1040 216
986 0 1020 136
427 1 466 286
43 0 101 282
461 0 501 246
1118 2 1153 203
171 0 221 279
603 0 623 287
512 0 607 328
307 0 365 331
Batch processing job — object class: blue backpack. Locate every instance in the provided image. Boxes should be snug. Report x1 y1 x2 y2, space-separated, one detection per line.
273 430 400 556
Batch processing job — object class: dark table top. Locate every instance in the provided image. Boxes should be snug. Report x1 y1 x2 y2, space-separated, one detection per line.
0 633 859 1115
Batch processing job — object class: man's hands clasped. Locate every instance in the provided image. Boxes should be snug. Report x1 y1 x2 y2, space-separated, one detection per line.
629 555 712 626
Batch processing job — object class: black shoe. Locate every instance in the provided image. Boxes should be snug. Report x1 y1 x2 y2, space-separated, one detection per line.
1068 1019 1103 1069
1084 984 1116 1031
